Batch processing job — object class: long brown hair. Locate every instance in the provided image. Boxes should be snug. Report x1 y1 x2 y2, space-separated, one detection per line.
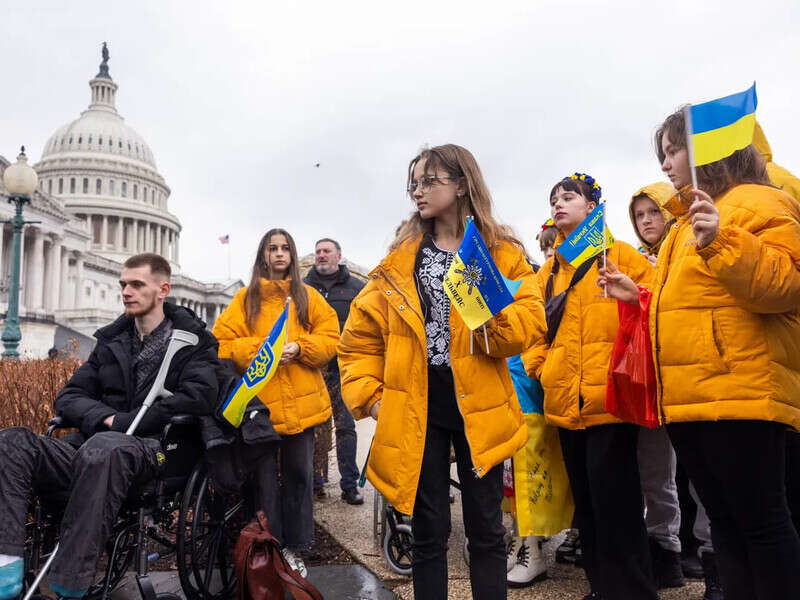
391 144 523 251
245 228 310 330
655 108 769 198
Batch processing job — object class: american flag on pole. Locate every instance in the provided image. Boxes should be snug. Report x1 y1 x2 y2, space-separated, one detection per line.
218 234 230 244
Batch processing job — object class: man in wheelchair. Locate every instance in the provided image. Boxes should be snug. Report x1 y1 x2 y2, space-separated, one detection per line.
0 253 220 600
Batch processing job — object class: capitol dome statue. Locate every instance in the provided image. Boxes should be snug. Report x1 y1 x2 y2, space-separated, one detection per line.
0 44 241 357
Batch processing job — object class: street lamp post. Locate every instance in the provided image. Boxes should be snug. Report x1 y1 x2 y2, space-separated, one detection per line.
2 147 39 359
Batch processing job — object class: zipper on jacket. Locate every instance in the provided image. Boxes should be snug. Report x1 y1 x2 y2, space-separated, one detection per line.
380 267 481 477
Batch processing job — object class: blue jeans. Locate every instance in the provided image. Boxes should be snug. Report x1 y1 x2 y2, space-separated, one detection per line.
317 368 359 492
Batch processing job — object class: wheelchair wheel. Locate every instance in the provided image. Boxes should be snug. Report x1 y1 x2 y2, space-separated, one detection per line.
177 461 248 600
383 522 413 576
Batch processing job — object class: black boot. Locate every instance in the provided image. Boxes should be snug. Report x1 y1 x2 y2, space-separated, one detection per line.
649 538 685 588
701 552 724 600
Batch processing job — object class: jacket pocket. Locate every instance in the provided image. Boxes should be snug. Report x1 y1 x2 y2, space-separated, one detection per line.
701 310 730 373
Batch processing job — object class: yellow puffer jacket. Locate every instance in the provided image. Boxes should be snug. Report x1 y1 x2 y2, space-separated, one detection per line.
652 184 800 429
337 236 546 515
628 182 676 256
753 121 800 202
212 279 339 435
522 237 653 429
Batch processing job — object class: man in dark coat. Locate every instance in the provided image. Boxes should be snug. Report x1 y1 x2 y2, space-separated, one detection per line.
0 253 219 599
304 238 365 505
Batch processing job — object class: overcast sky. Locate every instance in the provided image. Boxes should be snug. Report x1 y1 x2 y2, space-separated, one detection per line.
3 0 798 283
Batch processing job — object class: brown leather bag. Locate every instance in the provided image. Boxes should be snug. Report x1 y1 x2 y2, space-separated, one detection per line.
234 510 324 600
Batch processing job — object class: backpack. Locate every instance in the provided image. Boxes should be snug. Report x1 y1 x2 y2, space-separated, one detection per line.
233 510 323 600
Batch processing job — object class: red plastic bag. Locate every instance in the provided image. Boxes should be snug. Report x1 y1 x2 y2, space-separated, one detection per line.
605 286 660 429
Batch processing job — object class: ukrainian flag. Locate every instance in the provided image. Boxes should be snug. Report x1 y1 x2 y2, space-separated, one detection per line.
442 219 521 330
689 83 758 166
220 300 290 427
507 355 574 537
556 203 614 268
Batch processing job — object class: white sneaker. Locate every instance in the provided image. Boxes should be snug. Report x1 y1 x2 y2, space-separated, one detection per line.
506 534 522 572
281 547 308 579
507 536 547 588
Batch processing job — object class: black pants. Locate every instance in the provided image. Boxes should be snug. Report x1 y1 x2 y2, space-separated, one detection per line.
257 428 315 549
411 422 506 600
785 430 800 537
668 420 800 600
559 423 658 600
0 428 160 591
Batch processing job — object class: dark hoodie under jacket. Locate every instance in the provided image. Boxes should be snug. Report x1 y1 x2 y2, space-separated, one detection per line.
55 302 220 443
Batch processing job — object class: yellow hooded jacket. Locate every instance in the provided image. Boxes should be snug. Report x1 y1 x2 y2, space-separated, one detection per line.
753 122 800 202
212 280 339 435
337 236 546 515
651 184 800 429
522 236 653 429
628 182 676 256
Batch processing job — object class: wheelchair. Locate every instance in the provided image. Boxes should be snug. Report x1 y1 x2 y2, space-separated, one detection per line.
21 415 250 600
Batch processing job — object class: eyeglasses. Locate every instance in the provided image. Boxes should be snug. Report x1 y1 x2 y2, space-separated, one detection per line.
406 175 458 196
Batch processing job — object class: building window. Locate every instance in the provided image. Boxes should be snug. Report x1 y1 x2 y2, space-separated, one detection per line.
88 135 92 145
133 184 138 199
68 137 73 145
108 137 113 146
86 287 91 297
92 216 102 244
118 140 122 148
142 186 147 202
110 180 116 195
99 136 103 146
101 290 106 300
48 180 52 194
78 136 82 145
82 178 88 193
96 178 102 194
58 178 63 194
70 178 76 193
121 182 127 198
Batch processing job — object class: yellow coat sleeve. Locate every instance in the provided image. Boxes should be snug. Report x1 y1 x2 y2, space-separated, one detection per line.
521 263 551 379
697 193 800 314
211 290 263 373
337 286 387 420
474 247 547 358
295 287 340 368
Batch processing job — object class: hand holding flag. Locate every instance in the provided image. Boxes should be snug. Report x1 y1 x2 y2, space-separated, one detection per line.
219 298 290 427
556 203 615 268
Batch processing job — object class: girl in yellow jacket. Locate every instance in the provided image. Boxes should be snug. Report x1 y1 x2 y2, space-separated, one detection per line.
337 144 546 600
212 228 339 576
523 173 657 600
600 108 800 599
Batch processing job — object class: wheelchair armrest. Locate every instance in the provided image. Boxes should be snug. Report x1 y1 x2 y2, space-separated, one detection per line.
46 416 71 437
168 414 199 427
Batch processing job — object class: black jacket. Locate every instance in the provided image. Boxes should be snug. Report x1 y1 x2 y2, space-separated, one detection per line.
55 302 220 441
303 265 365 331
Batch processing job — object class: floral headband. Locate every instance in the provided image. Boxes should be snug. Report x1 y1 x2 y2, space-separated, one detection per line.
536 218 555 240
569 172 602 203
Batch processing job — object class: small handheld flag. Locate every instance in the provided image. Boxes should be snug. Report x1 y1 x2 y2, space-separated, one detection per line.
220 298 290 427
442 219 522 331
685 83 757 167
556 203 615 268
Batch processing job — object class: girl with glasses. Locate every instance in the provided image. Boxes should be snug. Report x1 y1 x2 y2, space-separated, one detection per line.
337 144 546 600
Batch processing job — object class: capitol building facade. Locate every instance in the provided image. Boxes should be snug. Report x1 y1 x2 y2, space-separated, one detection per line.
0 47 241 357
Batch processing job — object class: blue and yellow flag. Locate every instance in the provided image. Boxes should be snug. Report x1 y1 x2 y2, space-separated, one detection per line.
689 83 757 167
442 219 521 330
556 203 614 267
220 299 290 427
507 355 574 537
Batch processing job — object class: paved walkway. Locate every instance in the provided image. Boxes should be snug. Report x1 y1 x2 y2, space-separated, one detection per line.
315 417 707 599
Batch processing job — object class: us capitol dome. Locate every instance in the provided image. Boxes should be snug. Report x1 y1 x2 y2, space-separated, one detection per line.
0 44 241 357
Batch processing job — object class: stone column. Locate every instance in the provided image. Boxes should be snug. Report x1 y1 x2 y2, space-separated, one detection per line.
30 227 45 311
144 221 151 253
60 250 70 309
167 230 173 261
115 217 123 251
160 227 168 258
175 233 180 264
101 215 108 249
44 236 62 312
74 253 85 309
0 225 4 283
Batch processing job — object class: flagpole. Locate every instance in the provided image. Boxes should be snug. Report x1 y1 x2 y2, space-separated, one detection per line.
602 200 607 298
683 105 700 195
